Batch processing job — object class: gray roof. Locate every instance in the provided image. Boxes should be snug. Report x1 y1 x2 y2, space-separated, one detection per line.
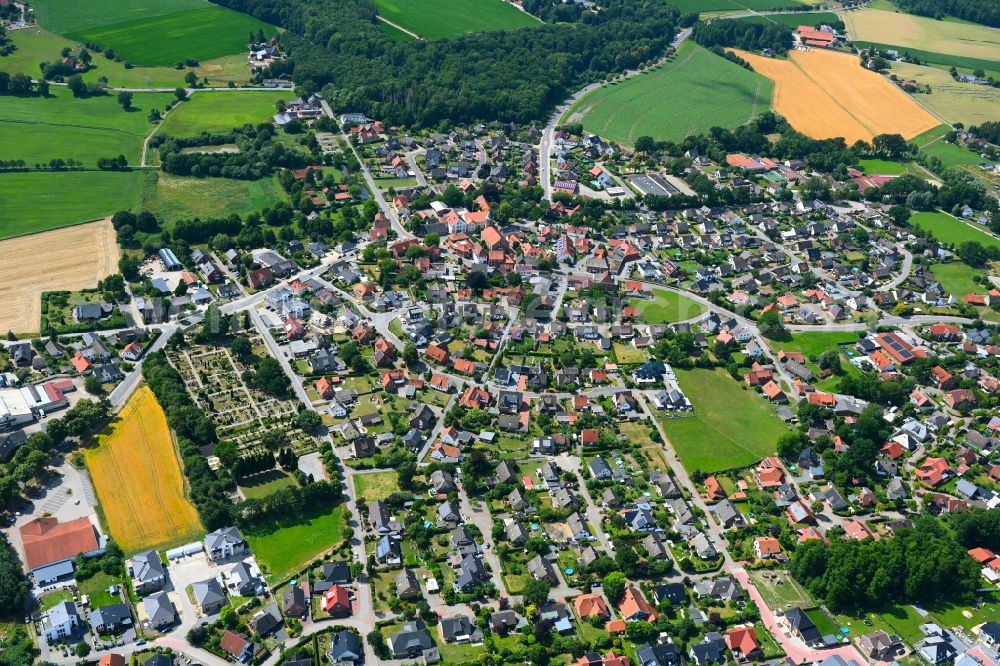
193 577 226 608
130 550 164 584
143 591 176 627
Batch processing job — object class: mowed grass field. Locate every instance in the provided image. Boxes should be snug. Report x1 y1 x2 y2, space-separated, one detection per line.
0 219 118 334
159 91 287 137
766 330 860 358
0 88 173 165
890 62 1000 126
1 29 254 88
910 210 1000 250
245 503 346 583
372 0 539 39
659 368 789 473
564 42 773 147
140 172 289 226
32 0 275 66
631 288 707 324
0 171 145 237
86 386 204 554
353 471 399 503
733 48 938 143
664 0 806 13
840 9 1000 65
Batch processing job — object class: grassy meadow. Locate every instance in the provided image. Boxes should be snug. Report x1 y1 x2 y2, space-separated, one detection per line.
841 9 1000 64
372 0 539 39
0 88 173 164
0 171 145 237
32 0 275 66
140 172 289 226
245 503 346 583
631 288 707 324
891 62 1000 126
564 42 773 147
664 0 806 13
910 211 1000 250
159 90 287 137
659 368 788 473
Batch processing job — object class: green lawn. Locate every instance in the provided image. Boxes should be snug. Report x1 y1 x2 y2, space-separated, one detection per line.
931 262 981 298
806 608 840 638
159 90 288 137
766 331 860 359
564 41 773 147
139 172 289 226
748 570 814 610
33 0 276 66
372 0 538 39
0 171 146 238
352 471 399 503
0 88 174 165
239 470 298 499
38 588 73 611
659 368 789 473
910 211 1000 250
856 159 907 175
632 288 707 324
78 571 124 608
245 503 346 583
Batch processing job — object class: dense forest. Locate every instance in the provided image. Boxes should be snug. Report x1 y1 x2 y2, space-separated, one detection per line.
790 516 980 612
208 0 679 126
892 0 998 27
692 20 794 54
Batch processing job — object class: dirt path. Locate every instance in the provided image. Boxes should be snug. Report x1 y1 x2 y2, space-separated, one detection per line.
376 16 421 40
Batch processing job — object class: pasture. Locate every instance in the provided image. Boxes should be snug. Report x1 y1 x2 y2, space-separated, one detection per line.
891 62 1000 127
910 211 1000 250
372 0 539 39
159 91 287 137
664 0 806 13
0 170 145 237
245 503 346 583
659 368 788 473
32 0 275 66
0 88 173 164
631 288 707 324
140 172 289 226
840 9 1000 65
733 48 938 143
0 219 118 334
86 386 204 554
564 42 773 146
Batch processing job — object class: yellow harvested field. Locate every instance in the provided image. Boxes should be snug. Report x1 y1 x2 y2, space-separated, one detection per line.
0 219 119 335
840 9 1000 62
890 61 1000 127
731 48 939 144
86 386 203 554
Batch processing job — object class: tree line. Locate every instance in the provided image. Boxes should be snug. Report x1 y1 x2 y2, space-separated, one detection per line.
154 123 315 180
893 0 998 27
209 0 679 126
693 20 793 55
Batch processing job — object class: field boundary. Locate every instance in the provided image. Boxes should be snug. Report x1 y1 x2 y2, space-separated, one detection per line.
376 16 421 40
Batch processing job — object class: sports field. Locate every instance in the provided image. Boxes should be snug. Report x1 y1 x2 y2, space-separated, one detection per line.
0 88 173 165
840 9 1000 64
910 210 1000 250
732 48 938 143
32 0 275 66
0 171 145 237
564 42 773 147
0 219 119 334
87 386 204 554
890 62 1000 126
140 172 289 226
659 368 789 473
631 288 707 324
159 91 287 137
372 0 539 40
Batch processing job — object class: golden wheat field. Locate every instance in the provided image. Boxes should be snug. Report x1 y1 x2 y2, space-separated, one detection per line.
86 386 203 554
731 48 940 144
0 219 119 335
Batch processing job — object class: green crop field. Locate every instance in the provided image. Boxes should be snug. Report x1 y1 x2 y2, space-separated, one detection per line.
1 29 255 88
564 42 773 147
245 503 346 583
735 12 840 27
659 368 789 473
631 288 707 323
32 0 275 66
140 172 289 225
159 91 287 137
0 171 145 237
372 0 539 40
379 20 417 41
665 0 806 13
0 88 173 165
910 211 1000 250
